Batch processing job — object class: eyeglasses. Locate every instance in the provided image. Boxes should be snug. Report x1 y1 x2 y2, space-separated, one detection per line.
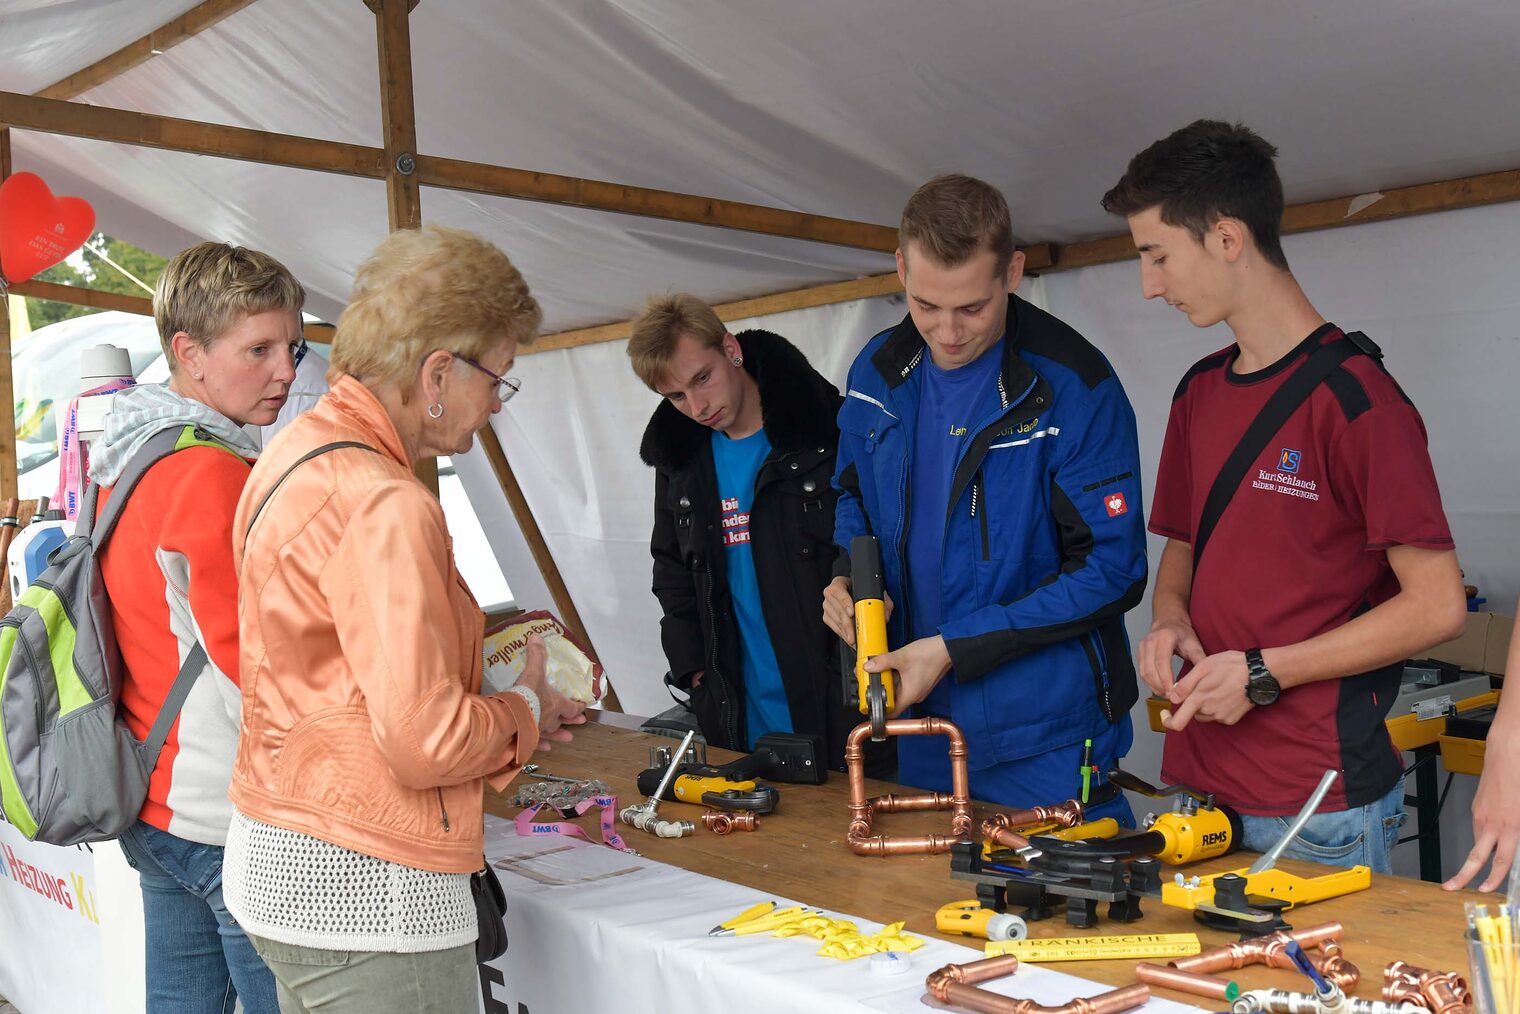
293 338 310 367
456 354 522 403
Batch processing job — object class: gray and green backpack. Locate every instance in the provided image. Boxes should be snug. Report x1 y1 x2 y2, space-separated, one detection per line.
0 425 233 845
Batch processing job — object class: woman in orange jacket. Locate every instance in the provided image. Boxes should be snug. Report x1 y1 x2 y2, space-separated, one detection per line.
222 226 586 1014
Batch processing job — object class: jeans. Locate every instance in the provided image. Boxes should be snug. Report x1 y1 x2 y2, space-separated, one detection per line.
247 936 479 1014
1237 778 1407 874
118 820 279 1014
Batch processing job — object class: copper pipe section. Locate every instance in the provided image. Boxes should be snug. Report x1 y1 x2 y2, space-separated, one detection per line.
980 799 1093 851
701 811 757 835
1382 962 1470 1014
1137 963 1238 1001
845 717 973 855
925 957 1150 1014
1172 923 1357 989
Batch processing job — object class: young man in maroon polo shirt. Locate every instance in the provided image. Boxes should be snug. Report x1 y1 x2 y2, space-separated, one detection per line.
1101 120 1467 873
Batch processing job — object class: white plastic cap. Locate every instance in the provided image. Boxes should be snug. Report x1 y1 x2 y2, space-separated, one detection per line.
80 344 133 384
869 952 913 976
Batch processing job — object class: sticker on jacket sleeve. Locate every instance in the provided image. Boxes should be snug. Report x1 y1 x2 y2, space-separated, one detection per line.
1103 491 1129 518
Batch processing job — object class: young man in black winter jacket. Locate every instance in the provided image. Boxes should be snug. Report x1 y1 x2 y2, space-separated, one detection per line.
632 293 866 770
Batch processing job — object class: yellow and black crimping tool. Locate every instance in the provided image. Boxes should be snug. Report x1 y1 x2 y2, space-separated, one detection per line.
846 535 896 741
633 734 822 814
1159 769 1370 933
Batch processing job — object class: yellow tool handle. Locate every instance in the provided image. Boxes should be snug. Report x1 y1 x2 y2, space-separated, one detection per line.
986 933 1201 961
853 598 895 715
672 774 757 804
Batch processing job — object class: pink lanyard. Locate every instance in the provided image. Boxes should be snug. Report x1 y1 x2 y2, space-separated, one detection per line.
513 795 635 853
55 379 135 520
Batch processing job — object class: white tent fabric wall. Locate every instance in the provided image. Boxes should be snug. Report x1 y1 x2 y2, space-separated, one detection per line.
453 277 1052 721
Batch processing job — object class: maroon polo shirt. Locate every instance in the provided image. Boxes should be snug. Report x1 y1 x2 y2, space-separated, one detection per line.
1151 324 1454 815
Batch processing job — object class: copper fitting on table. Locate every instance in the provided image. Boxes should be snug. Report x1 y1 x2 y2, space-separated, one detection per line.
1136 962 1238 1001
845 717 974 856
1382 962 1470 1014
701 811 757 835
925 955 1150 1014
1173 924 1359 990
982 799 1090 851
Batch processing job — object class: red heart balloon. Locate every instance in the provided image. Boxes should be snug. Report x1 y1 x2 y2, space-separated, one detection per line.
0 172 96 284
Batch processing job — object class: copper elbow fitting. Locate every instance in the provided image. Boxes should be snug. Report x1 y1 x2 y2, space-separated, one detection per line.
925 956 1149 1014
701 811 757 835
845 717 974 856
1382 962 1469 1014
1174 924 1344 974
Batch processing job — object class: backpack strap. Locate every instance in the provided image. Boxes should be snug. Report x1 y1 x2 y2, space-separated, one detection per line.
57 426 232 568
138 642 208 773
242 441 381 550
1191 331 1381 573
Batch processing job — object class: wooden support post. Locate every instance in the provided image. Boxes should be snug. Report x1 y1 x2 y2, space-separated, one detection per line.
0 127 18 502
366 0 436 493
477 424 623 713
370 0 422 232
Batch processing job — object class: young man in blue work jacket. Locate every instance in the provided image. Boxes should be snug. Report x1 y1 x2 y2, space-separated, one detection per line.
822 174 1147 816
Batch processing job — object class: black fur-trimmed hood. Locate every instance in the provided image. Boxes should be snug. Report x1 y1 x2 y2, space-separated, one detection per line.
639 329 841 471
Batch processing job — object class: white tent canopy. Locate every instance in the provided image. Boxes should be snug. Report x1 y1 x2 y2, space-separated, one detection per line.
3 0 1518 883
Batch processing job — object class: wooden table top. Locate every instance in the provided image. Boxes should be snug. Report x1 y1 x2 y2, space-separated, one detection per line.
485 717 1479 1003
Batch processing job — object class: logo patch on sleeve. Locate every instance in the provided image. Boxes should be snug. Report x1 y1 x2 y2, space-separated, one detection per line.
1104 491 1128 517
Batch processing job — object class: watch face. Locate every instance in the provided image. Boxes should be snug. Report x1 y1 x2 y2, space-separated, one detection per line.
1247 676 1280 706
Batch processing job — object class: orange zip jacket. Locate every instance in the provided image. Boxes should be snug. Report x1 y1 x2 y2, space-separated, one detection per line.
98 443 251 845
228 375 538 874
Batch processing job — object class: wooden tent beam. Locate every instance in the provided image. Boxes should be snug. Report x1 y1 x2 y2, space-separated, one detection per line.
370 0 422 233
7 279 334 343
0 90 898 253
367 0 433 497
0 128 16 501
1048 167 1520 272
36 0 261 102
416 156 899 252
0 91 389 179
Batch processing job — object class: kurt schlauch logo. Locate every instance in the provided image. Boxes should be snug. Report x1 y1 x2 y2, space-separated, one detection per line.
1278 447 1302 474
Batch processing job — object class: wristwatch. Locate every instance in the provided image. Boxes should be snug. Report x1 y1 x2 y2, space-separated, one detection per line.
1244 648 1280 706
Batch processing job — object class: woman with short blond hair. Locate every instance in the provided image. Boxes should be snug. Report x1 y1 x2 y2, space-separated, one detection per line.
222 226 584 1014
95 239 304 1014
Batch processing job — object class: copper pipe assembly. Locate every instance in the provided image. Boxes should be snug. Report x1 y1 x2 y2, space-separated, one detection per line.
925 955 1151 1014
982 800 1092 851
1172 923 1360 990
1136 962 1238 1001
701 811 757 835
845 717 973 855
1382 962 1470 1014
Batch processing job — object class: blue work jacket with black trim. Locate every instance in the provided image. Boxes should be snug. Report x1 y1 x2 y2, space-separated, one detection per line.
832 294 1148 769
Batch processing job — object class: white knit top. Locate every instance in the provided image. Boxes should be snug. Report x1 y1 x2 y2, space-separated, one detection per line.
223 810 476 953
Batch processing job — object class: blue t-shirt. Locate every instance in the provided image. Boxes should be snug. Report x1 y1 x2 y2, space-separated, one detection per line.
711 428 793 747
905 337 1006 646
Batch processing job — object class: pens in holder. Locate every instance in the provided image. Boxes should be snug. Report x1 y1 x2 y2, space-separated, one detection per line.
1467 901 1520 1014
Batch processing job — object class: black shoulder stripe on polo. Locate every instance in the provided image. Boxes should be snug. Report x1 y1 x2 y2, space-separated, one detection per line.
1019 319 1112 390
1172 350 1233 402
1325 365 1372 423
1372 359 1415 406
